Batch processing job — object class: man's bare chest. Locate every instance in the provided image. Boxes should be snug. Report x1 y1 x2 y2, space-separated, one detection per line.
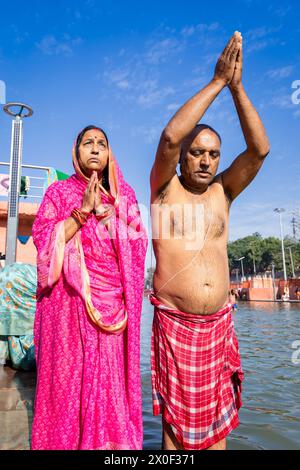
152 189 228 242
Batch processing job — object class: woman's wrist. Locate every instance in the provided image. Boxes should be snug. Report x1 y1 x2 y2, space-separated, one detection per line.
94 204 113 222
70 214 82 229
81 205 93 213
71 208 92 227
95 205 106 215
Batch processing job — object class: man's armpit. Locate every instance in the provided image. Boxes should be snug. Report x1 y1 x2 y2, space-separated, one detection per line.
220 174 233 207
224 189 233 207
151 173 180 204
153 181 170 205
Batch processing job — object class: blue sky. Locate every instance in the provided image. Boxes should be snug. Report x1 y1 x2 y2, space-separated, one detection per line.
0 0 299 266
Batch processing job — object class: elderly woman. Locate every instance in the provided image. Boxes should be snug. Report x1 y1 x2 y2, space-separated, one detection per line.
31 126 147 450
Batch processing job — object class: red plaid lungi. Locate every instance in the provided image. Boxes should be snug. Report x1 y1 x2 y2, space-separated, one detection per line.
150 293 244 450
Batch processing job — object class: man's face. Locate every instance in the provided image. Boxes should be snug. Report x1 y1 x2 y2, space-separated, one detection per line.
180 128 221 189
78 129 109 177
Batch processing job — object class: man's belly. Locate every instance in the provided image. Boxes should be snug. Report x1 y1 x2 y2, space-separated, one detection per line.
153 243 230 315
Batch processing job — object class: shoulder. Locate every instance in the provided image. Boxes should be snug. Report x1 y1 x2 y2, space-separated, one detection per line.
47 176 75 192
42 178 72 202
121 180 138 203
45 179 67 193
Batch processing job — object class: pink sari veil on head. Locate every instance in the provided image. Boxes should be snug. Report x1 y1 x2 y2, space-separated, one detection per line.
32 128 148 449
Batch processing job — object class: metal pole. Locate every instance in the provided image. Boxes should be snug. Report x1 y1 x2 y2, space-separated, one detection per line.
271 262 276 300
241 259 245 280
253 254 256 275
3 102 33 266
288 247 295 278
250 243 256 275
5 117 23 265
279 211 287 281
274 208 287 282
236 257 245 282
0 161 51 171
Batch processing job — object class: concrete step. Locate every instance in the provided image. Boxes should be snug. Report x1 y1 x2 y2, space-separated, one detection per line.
0 366 36 450
0 410 33 450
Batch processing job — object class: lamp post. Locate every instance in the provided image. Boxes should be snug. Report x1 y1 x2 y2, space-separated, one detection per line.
236 256 245 281
3 102 33 265
288 246 295 278
253 255 256 276
271 262 276 300
250 245 257 276
274 208 287 282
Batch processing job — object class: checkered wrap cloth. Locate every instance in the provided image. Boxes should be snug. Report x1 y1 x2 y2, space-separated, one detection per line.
150 293 244 450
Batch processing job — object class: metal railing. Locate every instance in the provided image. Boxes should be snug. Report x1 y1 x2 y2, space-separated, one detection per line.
0 161 52 202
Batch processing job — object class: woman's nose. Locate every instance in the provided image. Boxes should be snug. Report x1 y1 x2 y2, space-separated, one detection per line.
91 143 99 153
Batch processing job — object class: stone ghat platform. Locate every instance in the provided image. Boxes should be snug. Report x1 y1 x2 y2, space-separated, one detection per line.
0 365 36 450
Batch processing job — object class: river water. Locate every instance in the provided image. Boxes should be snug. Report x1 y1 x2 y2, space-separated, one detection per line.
141 299 300 450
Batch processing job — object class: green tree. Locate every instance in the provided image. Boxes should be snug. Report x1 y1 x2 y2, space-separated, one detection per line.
228 233 264 274
228 234 300 276
285 236 300 276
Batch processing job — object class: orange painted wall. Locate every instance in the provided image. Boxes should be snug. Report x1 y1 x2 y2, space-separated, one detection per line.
230 276 300 300
248 287 275 300
0 201 38 265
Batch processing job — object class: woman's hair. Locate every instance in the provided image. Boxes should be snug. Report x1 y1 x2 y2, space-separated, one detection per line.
76 125 110 190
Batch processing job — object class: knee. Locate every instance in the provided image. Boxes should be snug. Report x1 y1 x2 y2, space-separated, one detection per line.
206 438 227 450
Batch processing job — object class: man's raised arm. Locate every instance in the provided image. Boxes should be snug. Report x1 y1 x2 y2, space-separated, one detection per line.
221 34 270 202
150 33 241 199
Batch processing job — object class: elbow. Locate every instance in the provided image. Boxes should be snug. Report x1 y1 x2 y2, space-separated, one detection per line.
161 127 180 148
259 142 270 160
249 140 270 160
260 137 270 158
260 136 270 159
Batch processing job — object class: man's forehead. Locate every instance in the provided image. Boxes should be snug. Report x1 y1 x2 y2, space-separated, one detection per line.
191 129 220 145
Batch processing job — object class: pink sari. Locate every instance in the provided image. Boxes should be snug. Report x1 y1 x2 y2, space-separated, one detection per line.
31 144 147 450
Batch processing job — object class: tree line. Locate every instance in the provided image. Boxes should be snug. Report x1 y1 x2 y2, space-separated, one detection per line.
228 232 300 277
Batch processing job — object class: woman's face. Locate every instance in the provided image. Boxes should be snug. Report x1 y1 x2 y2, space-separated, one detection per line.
77 129 109 177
